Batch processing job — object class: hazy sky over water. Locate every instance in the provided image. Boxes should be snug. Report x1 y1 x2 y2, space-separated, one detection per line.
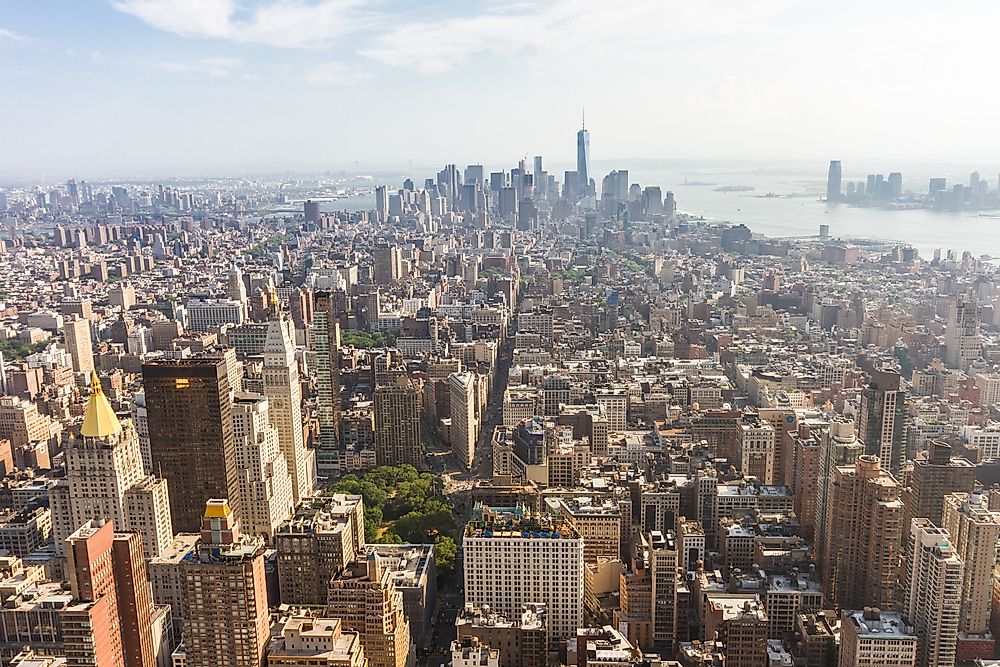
3 0 1000 175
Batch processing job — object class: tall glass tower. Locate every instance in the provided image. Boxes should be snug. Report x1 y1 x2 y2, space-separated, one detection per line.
577 123 590 197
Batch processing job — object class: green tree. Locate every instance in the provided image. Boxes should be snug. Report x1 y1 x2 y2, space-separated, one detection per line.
434 535 457 578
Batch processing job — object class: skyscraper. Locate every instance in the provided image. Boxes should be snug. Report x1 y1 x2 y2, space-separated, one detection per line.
63 316 94 375
311 292 342 479
180 499 269 667
50 373 173 559
826 161 842 202
944 298 982 371
857 368 906 476
263 317 313 502
63 521 156 667
374 376 424 467
231 393 295 541
825 455 903 610
327 552 413 667
449 371 479 469
902 520 962 667
464 505 584 645
142 357 240 532
942 492 1000 652
576 122 591 199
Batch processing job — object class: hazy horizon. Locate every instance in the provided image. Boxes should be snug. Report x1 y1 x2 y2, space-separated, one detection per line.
3 1 1000 175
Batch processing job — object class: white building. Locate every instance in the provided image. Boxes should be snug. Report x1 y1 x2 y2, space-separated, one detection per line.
186 298 246 332
838 609 917 667
463 506 584 646
263 318 313 502
231 393 295 541
49 374 172 559
903 520 963 667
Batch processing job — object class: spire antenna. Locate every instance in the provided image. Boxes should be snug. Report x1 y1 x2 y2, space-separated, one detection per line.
582 107 585 130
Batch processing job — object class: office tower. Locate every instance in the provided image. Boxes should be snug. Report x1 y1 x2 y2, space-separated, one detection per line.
374 376 423 467
275 494 365 606
181 500 269 667
464 505 584 645
648 531 679 652
64 521 156 667
857 368 906 475
303 199 321 223
449 372 479 469
327 552 413 667
231 393 294 541
904 440 975 528
944 298 982 371
311 292 342 478
826 161 842 202
263 318 312 502
787 424 821 541
737 415 775 484
374 185 388 220
122 476 173 559
267 613 368 667
902 520 962 667
942 492 1000 653
464 164 484 185
63 316 93 375
577 122 591 197
838 609 917 667
111 530 157 667
825 455 902 610
371 241 401 285
50 374 172 559
142 357 240 532
816 418 863 578
888 172 903 198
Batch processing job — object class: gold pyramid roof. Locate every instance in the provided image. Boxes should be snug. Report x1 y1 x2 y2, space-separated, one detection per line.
80 372 122 438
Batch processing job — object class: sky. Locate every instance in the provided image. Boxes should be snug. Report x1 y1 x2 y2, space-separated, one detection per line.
2 0 1000 177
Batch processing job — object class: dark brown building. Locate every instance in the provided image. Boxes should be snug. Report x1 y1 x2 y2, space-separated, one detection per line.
142 357 239 532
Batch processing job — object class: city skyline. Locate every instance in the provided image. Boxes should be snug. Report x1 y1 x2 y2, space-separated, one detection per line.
4 1 1000 173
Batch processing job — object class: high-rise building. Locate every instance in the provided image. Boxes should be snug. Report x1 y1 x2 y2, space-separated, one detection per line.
327 552 413 667
63 521 156 667
449 372 479 469
372 242 401 285
826 161 842 202
180 500 269 667
815 417 863 581
944 298 982 371
824 455 902 610
838 609 916 667
231 393 295 541
648 531 679 652
374 375 423 467
311 292 342 479
857 368 906 475
737 415 775 484
904 440 975 528
142 357 240 532
50 374 173 559
942 492 1000 648
275 494 365 606
63 316 94 375
263 318 313 503
463 505 584 646
902 519 962 667
577 123 591 198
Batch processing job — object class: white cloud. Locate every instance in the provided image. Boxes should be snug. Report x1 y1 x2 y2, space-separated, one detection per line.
111 0 373 48
0 27 31 43
156 56 243 78
304 61 371 85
